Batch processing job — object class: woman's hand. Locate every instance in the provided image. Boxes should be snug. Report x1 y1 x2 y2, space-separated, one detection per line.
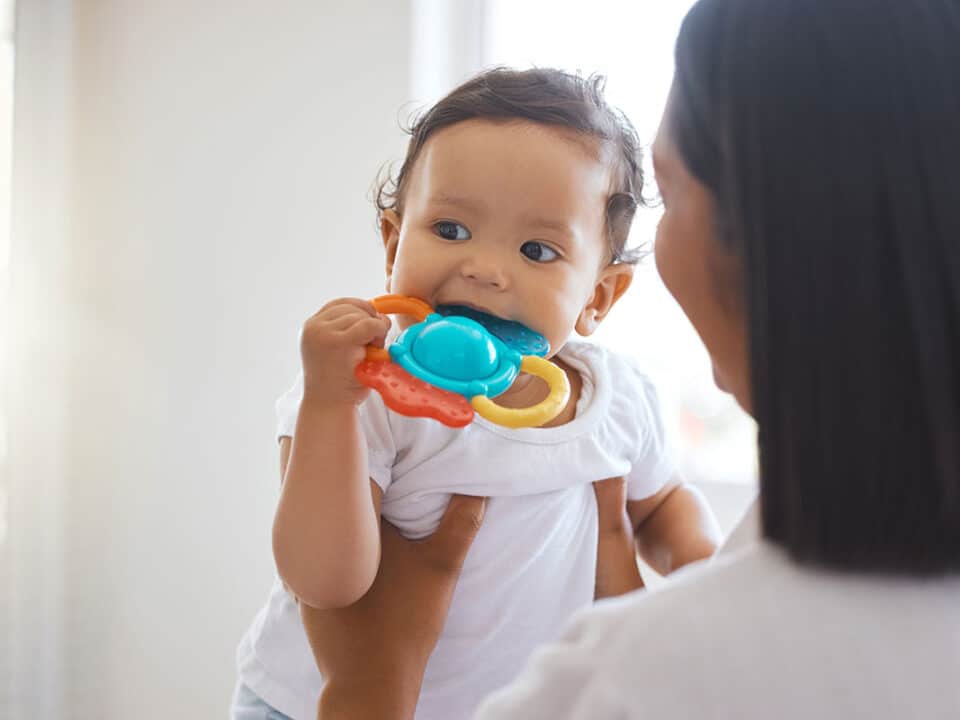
594 477 645 599
301 494 487 720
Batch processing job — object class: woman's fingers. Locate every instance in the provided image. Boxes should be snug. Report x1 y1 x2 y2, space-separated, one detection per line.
593 477 644 599
593 476 629 532
421 494 488 573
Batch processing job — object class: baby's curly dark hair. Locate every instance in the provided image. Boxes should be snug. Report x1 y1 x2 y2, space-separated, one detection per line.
374 67 647 264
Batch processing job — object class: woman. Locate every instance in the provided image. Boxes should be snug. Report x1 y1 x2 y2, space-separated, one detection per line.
305 0 960 716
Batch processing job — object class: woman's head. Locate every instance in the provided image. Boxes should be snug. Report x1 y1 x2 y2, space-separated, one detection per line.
655 0 960 572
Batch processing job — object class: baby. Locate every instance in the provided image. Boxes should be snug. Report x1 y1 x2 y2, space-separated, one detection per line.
233 68 720 720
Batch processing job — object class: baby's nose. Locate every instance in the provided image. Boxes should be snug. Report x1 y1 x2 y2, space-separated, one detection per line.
461 258 507 289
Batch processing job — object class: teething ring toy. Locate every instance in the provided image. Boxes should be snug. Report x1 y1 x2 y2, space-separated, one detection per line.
364 295 432 362
470 356 569 428
355 294 570 428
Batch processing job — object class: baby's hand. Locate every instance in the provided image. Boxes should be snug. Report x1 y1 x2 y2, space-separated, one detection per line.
300 298 391 407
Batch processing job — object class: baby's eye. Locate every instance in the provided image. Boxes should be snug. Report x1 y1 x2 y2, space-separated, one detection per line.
433 221 471 241
520 241 559 263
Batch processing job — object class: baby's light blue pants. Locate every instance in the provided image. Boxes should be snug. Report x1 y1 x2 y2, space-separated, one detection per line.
229 682 293 720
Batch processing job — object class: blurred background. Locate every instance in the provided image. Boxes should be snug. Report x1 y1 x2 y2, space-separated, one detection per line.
1 1 755 716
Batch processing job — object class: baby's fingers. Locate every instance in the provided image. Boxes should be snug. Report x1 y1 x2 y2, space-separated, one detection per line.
318 297 379 317
343 315 391 346
326 311 381 333
314 303 378 328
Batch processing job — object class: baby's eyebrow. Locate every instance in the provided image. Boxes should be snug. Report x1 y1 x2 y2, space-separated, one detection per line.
525 216 574 238
428 194 486 214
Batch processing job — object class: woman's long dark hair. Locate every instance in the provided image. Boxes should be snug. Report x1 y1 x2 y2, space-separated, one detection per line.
673 0 960 572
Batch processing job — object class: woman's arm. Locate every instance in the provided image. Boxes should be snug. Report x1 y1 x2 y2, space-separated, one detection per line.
306 481 637 720
304 494 487 720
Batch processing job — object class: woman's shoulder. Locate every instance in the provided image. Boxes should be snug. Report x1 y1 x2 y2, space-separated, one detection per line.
573 542 789 640
589 538 960 640
561 541 960 717
476 544 786 719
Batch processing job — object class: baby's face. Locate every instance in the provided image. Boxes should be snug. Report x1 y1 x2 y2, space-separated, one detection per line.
384 119 616 355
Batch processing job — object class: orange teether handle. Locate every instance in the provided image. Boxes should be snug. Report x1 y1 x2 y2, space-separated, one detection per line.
370 294 432 320
364 295 434 361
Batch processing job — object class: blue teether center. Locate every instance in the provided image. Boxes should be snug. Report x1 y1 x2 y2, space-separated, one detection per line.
435 305 549 357
389 314 522 398
411 317 498 381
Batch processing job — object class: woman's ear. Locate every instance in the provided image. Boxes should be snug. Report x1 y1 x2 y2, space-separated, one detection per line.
380 209 402 292
575 264 634 336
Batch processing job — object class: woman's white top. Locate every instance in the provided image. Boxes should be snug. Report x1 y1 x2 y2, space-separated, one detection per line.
476 538 960 719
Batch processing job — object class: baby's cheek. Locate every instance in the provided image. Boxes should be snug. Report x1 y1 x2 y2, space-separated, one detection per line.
555 287 591 330
389 262 430 301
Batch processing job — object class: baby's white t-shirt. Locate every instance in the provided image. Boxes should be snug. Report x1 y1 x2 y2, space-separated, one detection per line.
236 340 674 720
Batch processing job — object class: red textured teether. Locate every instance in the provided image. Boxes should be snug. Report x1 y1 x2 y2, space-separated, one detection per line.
355 359 475 428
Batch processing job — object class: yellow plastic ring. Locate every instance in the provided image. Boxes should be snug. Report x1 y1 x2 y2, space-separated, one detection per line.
471 355 570 429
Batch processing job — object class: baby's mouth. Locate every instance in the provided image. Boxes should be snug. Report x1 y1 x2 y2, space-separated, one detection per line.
436 302 508 323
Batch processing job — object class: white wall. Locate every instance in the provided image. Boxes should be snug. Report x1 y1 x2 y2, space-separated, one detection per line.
5 1 73 715
7 1 412 716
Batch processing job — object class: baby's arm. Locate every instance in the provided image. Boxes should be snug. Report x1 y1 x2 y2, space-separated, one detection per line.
272 299 390 609
627 475 721 575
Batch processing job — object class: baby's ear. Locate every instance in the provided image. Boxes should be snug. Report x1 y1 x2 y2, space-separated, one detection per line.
575 263 634 336
380 210 402 292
